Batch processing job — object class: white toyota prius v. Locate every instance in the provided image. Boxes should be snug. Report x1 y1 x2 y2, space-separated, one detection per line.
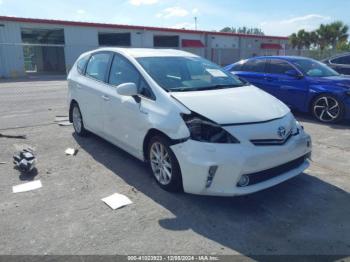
68 48 312 196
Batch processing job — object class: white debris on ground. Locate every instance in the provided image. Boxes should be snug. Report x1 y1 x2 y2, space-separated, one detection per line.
12 180 42 193
55 116 72 126
102 193 133 210
58 121 72 126
65 148 78 156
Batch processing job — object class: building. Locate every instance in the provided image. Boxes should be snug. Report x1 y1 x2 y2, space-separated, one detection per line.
0 16 289 78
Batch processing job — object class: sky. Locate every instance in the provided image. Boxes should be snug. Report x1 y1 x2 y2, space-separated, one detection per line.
0 0 349 36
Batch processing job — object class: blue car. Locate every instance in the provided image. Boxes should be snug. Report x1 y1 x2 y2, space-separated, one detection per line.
224 56 350 123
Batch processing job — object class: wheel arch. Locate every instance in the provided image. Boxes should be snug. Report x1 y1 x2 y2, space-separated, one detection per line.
142 128 188 162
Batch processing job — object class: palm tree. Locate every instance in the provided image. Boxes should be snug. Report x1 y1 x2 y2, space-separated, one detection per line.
328 21 349 49
289 29 312 54
316 24 333 51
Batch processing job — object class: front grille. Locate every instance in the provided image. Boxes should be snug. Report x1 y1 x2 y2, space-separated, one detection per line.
250 129 299 146
237 154 307 187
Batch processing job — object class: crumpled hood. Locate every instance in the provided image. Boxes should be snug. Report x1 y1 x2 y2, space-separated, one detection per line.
171 85 290 125
308 75 350 89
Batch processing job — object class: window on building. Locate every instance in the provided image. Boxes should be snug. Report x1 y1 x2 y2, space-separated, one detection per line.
21 28 65 44
86 52 111 82
109 55 154 99
242 59 266 73
267 59 294 75
331 55 350 65
98 33 131 46
153 35 179 48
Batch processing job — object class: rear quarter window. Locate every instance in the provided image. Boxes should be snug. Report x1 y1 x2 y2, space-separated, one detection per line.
77 55 90 75
331 55 350 65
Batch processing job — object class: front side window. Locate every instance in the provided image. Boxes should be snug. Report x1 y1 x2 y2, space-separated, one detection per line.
267 59 295 75
291 58 339 77
109 55 154 99
242 59 266 73
136 56 245 92
86 53 111 81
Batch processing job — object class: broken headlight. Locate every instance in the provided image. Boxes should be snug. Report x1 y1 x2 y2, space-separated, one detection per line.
181 114 240 144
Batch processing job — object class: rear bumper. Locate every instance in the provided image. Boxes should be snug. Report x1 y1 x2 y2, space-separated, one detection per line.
171 131 312 196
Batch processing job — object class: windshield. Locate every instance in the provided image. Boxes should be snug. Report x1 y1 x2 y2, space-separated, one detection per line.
136 56 245 92
291 58 339 77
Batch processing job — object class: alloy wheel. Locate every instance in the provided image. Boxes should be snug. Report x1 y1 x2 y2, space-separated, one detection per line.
313 96 340 122
150 142 172 185
72 106 82 133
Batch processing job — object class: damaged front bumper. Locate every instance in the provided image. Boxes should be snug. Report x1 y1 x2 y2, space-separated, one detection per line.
170 132 312 196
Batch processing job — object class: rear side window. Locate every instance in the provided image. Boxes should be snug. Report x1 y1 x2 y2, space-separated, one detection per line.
77 55 89 74
242 59 266 73
86 53 111 82
267 59 294 75
331 55 350 65
231 63 243 71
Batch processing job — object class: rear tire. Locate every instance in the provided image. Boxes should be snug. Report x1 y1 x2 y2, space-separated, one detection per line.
71 103 88 136
147 136 183 192
311 94 344 123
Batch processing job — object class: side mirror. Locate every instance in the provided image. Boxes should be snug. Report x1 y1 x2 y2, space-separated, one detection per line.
116 82 138 97
285 69 303 79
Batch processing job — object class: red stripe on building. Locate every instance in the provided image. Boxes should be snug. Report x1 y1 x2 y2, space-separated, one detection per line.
182 39 205 48
261 43 283 49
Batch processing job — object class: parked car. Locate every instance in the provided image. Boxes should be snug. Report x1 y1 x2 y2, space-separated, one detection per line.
68 48 311 196
323 53 350 75
224 56 350 123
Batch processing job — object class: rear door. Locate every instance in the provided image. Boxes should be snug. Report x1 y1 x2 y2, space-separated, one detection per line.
329 55 350 75
265 59 308 110
233 58 268 90
79 51 113 134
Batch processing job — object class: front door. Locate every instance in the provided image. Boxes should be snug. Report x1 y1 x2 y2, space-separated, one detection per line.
103 53 153 157
264 59 308 110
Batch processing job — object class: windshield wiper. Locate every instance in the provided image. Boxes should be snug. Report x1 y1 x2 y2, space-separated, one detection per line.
169 84 244 92
196 84 244 90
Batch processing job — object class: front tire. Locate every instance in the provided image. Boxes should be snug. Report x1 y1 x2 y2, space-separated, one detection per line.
147 136 183 192
72 103 88 136
311 95 344 123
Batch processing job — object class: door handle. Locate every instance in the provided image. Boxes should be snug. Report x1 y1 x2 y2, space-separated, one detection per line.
102 95 110 101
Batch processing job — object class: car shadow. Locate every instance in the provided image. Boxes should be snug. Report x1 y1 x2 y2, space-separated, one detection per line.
74 133 350 258
293 111 350 130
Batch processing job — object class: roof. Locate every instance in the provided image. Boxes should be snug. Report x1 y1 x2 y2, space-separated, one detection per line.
0 16 289 40
90 47 199 58
252 56 311 60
